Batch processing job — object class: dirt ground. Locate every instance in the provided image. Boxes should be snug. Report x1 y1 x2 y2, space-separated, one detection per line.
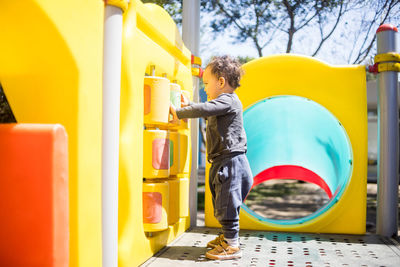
197 180 400 236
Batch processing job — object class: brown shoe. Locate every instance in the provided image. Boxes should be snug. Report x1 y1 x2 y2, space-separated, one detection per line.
205 241 242 260
206 234 224 249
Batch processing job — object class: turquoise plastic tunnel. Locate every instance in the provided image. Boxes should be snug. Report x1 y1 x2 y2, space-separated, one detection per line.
242 96 353 225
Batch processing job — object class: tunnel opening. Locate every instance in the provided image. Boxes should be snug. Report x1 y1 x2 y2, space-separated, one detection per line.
242 95 353 225
244 179 330 220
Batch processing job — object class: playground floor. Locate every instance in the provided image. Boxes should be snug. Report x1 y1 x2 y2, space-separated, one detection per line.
142 227 400 267
143 181 400 266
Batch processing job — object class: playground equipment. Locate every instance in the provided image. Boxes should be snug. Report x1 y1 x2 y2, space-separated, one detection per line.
0 0 398 266
102 2 125 265
374 25 400 237
0 1 104 266
0 0 193 266
204 24 399 237
118 2 194 265
205 54 368 234
182 0 202 227
0 124 69 266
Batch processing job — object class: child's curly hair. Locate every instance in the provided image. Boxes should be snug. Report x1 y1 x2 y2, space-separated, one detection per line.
206 55 244 89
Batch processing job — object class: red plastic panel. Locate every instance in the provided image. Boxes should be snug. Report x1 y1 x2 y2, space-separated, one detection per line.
152 138 169 170
143 192 162 223
0 123 68 267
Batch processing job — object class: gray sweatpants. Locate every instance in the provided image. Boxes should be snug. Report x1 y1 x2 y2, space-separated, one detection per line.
209 153 253 239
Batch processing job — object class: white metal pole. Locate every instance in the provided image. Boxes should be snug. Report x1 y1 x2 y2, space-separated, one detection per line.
102 4 124 266
182 0 200 227
376 24 399 238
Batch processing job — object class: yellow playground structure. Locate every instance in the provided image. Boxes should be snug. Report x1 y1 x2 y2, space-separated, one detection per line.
1 1 193 266
0 0 399 267
205 55 368 234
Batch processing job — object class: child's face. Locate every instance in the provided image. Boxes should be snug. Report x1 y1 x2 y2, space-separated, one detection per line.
203 67 223 100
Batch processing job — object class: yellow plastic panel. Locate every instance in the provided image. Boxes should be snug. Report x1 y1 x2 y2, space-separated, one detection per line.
119 1 192 266
167 178 179 225
0 1 103 266
178 177 190 217
205 54 367 234
143 180 169 232
167 177 189 223
143 129 170 178
169 131 180 176
178 130 190 175
144 76 170 126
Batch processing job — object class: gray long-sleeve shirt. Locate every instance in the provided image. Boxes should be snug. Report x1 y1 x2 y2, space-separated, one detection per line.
176 93 247 162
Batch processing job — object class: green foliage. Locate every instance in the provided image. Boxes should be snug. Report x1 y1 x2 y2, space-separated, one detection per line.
197 185 205 211
237 56 255 64
366 71 377 82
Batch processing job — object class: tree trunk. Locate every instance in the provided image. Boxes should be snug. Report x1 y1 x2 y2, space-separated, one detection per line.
283 0 295 53
255 41 263 57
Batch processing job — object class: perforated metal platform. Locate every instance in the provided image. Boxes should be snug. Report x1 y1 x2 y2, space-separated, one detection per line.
141 227 400 267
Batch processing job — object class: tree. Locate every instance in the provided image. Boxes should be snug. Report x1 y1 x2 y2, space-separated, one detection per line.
202 0 276 57
277 0 346 55
342 0 400 64
201 0 400 63
143 0 400 64
202 0 348 57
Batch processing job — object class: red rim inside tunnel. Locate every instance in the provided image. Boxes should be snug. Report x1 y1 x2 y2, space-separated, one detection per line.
249 165 333 199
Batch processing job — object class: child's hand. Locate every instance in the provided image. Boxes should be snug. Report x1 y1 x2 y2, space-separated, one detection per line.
169 103 180 124
181 92 190 107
